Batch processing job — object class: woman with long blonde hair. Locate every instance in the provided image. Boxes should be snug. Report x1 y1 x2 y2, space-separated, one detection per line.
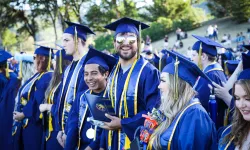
147 50 217 150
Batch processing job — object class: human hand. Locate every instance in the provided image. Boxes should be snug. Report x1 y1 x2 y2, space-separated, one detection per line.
13 111 25 121
101 114 122 130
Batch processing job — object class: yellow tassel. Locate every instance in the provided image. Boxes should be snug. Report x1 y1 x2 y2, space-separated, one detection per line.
198 43 203 70
224 61 229 76
6 62 10 78
18 60 23 79
47 49 51 71
39 113 43 119
124 136 131 149
138 24 141 59
74 27 78 54
59 50 62 74
174 57 179 101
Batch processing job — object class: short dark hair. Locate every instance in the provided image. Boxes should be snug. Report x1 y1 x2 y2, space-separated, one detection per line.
98 65 109 75
205 53 217 62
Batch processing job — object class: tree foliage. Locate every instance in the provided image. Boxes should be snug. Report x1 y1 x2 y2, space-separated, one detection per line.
208 0 250 22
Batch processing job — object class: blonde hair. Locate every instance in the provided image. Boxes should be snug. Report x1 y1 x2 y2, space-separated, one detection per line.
151 73 196 149
21 61 35 85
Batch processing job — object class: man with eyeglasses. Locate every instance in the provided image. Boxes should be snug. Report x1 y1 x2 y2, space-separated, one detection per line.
99 17 160 150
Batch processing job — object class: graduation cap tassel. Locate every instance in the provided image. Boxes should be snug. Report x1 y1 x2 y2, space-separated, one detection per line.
74 27 78 54
47 49 51 71
138 24 141 59
198 43 203 70
224 61 229 76
174 57 180 101
59 50 62 74
6 62 10 78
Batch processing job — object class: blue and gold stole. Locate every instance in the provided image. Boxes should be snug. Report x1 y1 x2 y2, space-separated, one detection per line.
45 82 61 141
58 56 86 133
147 98 201 150
203 62 223 74
107 57 148 150
77 89 107 150
12 72 46 136
218 125 235 150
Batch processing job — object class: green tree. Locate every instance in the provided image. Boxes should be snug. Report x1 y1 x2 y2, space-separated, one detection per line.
209 0 250 22
85 0 139 31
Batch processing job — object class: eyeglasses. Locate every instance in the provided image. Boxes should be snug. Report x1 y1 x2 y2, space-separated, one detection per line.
116 36 137 45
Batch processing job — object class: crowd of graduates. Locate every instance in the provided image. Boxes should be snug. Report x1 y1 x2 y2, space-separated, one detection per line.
0 17 250 150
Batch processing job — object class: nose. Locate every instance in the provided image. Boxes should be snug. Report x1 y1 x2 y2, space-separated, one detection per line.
238 99 246 108
158 82 162 89
122 38 130 45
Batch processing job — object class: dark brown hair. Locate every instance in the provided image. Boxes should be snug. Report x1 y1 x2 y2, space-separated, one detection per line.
44 56 71 103
223 79 250 149
36 55 50 73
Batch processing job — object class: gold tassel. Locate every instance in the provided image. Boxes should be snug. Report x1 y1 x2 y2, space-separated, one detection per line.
224 61 229 76
18 60 23 79
59 50 62 74
74 27 78 54
6 62 10 78
198 42 202 70
47 49 51 71
138 24 141 59
174 57 180 101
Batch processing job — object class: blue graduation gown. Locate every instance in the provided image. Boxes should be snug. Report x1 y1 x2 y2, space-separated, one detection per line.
158 99 217 150
0 72 19 150
65 90 104 150
44 82 63 150
195 63 227 128
12 71 52 150
54 58 88 133
102 57 161 150
218 125 235 150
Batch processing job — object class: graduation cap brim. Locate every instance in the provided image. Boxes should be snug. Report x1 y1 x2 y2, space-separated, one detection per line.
166 50 213 85
104 17 149 31
84 48 118 72
192 35 224 48
0 50 12 63
242 45 250 50
34 44 57 58
242 53 250 70
65 21 95 35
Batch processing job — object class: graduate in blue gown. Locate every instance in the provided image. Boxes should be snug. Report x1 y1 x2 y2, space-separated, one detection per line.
147 50 217 150
0 50 20 150
53 21 95 147
191 35 228 128
65 48 117 150
100 17 160 150
12 46 54 150
218 53 250 150
39 49 73 150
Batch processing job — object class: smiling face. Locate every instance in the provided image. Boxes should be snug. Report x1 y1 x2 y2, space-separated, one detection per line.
62 33 75 55
114 32 138 61
84 64 107 93
234 83 250 121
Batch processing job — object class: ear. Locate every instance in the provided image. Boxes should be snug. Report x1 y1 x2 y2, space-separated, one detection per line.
201 52 207 60
104 71 109 79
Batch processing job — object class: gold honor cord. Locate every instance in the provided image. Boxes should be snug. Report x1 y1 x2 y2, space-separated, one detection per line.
198 43 202 70
174 57 180 101
59 50 62 74
74 27 78 54
159 57 162 72
110 62 120 107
